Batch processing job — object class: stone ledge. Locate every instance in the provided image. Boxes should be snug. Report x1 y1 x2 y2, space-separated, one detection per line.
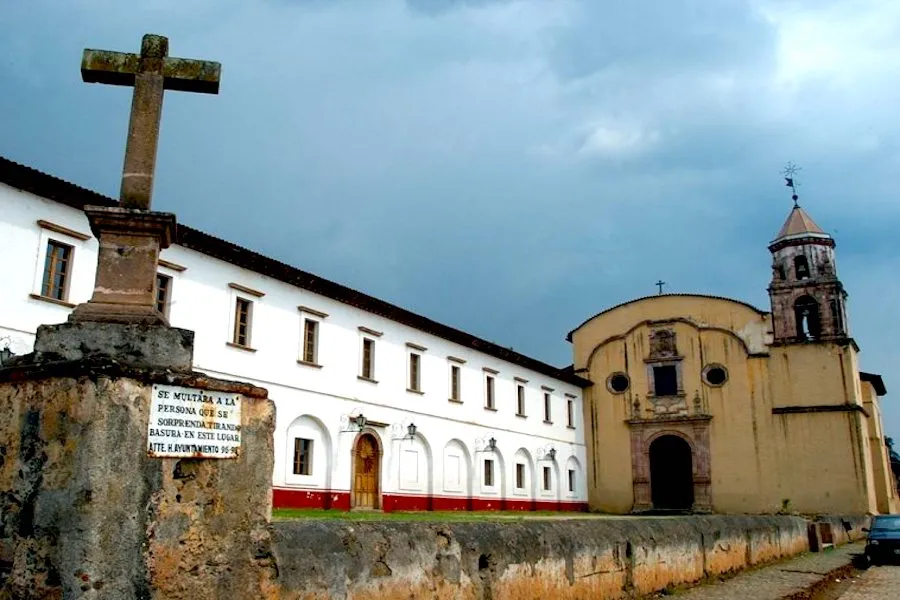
30 321 194 372
0 356 268 398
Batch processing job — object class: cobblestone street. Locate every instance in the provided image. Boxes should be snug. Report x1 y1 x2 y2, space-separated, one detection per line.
834 565 900 599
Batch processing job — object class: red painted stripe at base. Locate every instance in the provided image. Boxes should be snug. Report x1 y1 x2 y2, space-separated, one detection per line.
273 487 350 510
273 487 587 513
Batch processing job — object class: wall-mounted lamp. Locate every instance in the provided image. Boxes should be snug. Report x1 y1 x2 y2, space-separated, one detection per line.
407 422 417 439
547 447 557 461
0 347 12 367
488 437 497 451
354 413 367 430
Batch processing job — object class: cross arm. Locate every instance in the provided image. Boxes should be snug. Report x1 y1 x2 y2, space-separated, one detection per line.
81 49 220 94
162 57 221 94
81 50 141 86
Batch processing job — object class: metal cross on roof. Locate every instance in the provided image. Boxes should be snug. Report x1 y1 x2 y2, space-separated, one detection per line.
81 34 221 210
782 162 802 207
656 280 666 295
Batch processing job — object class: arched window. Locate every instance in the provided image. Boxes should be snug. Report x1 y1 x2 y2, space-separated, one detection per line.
830 299 845 335
794 256 810 280
794 296 820 340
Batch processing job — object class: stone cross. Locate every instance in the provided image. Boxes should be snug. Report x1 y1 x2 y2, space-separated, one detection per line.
70 35 220 326
82 34 221 210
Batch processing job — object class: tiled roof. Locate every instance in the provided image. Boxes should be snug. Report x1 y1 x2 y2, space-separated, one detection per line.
0 155 591 388
774 205 827 240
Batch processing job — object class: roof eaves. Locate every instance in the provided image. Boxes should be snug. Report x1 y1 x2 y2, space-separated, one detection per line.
860 371 887 397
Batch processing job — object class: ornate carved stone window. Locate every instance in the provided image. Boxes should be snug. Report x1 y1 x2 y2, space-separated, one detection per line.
607 372 630 394
649 328 678 360
702 364 728 387
645 327 683 398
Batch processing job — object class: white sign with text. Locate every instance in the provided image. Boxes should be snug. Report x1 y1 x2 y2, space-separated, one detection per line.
148 384 242 459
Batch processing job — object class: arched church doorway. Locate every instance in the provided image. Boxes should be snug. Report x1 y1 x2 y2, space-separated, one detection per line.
352 432 381 509
649 435 694 511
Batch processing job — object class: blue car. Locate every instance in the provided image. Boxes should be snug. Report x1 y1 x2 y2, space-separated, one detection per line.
864 515 900 565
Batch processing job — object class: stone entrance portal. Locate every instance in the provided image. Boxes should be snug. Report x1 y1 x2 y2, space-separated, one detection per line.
650 435 694 510
629 416 712 512
352 432 382 509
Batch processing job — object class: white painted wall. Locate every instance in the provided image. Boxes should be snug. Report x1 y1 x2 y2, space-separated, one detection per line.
0 181 587 507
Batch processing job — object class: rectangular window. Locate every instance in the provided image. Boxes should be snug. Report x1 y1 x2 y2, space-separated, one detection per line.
302 319 319 364
155 273 172 318
567 399 575 428
543 466 551 491
653 365 678 396
485 375 495 409
543 393 552 422
450 365 461 401
568 469 575 493
293 438 313 475
484 459 494 487
409 353 421 391
516 384 526 416
515 463 525 489
233 297 252 347
362 338 375 379
41 240 72 301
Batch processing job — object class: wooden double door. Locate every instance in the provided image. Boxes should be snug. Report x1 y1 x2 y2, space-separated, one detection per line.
352 433 381 509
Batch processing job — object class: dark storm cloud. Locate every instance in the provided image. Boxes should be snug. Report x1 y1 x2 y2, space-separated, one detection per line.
2 0 900 434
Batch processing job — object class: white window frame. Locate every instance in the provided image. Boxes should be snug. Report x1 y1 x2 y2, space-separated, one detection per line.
292 437 314 476
227 291 255 349
449 363 462 402
566 394 577 429
406 344 425 393
483 457 496 489
483 369 498 410
32 231 82 304
359 336 377 381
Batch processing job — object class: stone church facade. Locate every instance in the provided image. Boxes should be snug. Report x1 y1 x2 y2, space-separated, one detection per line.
570 204 898 515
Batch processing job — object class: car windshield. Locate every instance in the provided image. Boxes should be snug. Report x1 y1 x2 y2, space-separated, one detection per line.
871 516 900 531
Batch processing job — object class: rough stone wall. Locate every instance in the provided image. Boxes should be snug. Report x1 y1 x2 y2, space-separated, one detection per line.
273 515 838 600
0 366 277 599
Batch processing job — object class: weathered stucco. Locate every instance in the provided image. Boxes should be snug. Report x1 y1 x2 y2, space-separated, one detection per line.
0 364 277 599
272 515 858 600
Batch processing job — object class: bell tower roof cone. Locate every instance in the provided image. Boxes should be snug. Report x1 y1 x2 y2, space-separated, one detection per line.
773 204 829 242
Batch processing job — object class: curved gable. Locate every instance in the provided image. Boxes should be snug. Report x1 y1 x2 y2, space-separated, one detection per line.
570 294 771 370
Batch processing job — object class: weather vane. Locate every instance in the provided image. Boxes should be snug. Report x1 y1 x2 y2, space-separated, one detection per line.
782 162 801 207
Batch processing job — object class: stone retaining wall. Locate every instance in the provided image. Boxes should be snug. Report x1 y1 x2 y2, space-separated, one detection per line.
273 515 866 600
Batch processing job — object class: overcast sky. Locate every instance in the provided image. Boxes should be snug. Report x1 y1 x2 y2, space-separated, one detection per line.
2 0 899 436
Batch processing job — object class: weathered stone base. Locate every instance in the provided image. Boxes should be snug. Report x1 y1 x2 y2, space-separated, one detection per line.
0 362 277 600
29 322 194 372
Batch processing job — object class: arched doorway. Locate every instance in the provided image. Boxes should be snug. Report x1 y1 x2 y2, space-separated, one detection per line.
352 433 381 509
649 435 694 511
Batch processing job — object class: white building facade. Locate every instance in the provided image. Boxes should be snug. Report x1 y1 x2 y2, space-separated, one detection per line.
0 157 589 512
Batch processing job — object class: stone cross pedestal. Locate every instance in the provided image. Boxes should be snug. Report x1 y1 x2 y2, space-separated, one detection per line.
69 207 176 325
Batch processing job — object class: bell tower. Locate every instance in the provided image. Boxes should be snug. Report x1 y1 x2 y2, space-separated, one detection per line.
768 174 848 344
